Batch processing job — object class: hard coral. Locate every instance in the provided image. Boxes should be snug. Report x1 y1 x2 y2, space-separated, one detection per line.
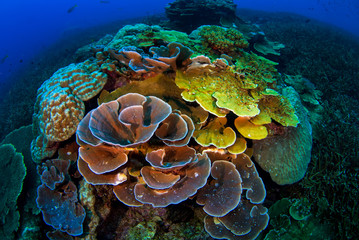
106 24 191 50
109 42 192 75
175 57 260 117
253 87 312 184
196 25 249 54
31 36 315 239
79 93 172 146
33 60 107 142
196 150 268 240
36 159 85 236
76 93 199 208
193 117 236 148
135 148 211 207
196 160 242 217
204 200 269 240
0 144 26 240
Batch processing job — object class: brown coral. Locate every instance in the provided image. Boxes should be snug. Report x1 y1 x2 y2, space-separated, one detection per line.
204 200 269 240
196 160 242 217
134 150 211 207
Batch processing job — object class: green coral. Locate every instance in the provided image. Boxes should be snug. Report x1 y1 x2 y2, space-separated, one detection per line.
258 95 300 127
234 51 278 85
196 25 249 54
289 198 311 221
106 24 191 50
137 29 190 48
1 125 40 215
175 55 295 121
127 221 157 240
260 198 333 240
0 144 27 240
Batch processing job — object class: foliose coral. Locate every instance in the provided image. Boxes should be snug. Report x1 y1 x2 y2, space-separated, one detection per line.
36 159 85 236
76 91 269 239
30 23 312 239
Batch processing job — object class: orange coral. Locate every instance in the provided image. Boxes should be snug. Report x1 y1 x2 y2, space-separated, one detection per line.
33 60 107 142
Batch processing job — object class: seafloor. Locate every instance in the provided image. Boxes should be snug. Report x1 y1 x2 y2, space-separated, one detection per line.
0 8 358 240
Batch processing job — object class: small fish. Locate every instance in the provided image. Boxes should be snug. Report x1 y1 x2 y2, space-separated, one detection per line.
0 55 8 64
100 0 110 3
67 4 78 13
305 19 311 23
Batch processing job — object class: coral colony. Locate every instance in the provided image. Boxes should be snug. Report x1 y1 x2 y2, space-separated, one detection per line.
30 23 312 239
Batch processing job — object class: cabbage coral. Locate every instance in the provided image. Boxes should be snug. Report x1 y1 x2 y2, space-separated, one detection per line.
30 23 312 240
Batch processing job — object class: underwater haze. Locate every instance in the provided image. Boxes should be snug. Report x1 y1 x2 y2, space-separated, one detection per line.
0 0 171 92
1 0 359 239
1 0 359 92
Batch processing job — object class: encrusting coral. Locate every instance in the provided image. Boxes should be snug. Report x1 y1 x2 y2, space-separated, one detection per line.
30 23 312 239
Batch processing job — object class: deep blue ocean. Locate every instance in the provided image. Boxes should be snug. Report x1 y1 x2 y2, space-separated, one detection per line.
1 0 358 91
1 0 359 239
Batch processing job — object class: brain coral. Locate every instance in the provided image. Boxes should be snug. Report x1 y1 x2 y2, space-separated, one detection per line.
33 59 107 142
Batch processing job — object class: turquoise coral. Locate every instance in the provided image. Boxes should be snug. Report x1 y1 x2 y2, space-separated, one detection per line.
0 144 26 240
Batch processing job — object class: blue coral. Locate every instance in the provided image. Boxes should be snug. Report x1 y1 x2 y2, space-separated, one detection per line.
36 159 85 236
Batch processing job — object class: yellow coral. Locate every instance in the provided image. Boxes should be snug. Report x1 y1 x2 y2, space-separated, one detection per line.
193 117 236 148
258 95 299 127
234 116 268 140
175 68 260 117
227 136 247 154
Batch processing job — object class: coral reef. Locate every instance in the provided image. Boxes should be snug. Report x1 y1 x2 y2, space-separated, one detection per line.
0 144 26 240
261 198 333 239
33 60 107 142
253 87 312 185
193 25 249 55
28 23 313 239
36 159 85 236
165 0 237 32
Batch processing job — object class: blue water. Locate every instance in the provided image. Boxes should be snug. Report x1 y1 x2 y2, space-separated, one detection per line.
0 0 358 93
